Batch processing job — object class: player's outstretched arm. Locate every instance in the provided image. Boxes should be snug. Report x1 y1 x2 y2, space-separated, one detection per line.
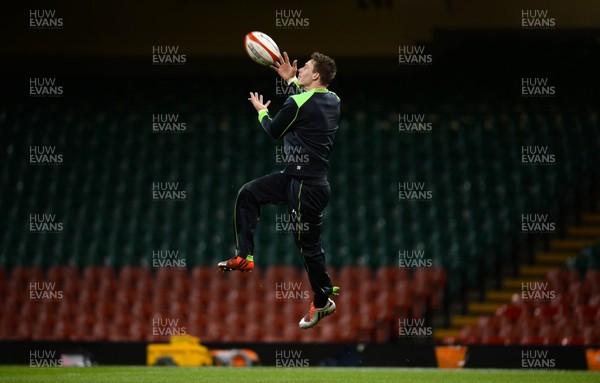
248 92 298 140
270 51 297 82
248 92 271 113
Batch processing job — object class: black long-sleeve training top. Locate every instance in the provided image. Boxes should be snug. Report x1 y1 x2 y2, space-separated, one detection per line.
257 80 341 186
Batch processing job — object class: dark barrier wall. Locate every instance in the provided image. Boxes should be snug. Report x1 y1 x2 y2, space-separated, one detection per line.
0 341 437 367
465 345 589 370
0 342 593 369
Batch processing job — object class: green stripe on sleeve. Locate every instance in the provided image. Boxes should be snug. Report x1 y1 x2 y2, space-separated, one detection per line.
258 109 269 122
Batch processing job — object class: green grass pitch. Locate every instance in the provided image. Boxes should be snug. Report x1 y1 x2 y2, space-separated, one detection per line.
0 366 597 383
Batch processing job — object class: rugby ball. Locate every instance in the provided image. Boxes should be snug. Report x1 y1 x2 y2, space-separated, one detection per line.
244 31 282 66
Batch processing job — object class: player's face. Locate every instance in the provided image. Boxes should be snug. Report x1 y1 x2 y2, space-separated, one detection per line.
298 60 317 87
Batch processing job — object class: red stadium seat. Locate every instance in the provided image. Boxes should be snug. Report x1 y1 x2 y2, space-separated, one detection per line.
205 301 227 319
107 313 133 341
574 305 598 325
520 335 545 345
458 324 479 344
129 321 148 341
496 303 524 322
374 266 408 285
584 270 600 292
118 266 152 289
53 319 75 340
10 266 44 291
568 282 591 307
202 321 223 342
476 315 500 332
91 322 108 341
264 266 299 282
83 266 116 282
49 265 79 278
373 321 392 343
582 325 600 345
546 268 580 293
533 304 562 323
337 289 358 308
278 323 301 342
338 266 372 290
537 323 558 345
392 280 413 309
190 266 215 286
225 289 248 305
77 288 99 311
242 322 264 342
131 300 152 319
187 289 210 310
155 269 189 295
561 335 584 346
498 323 520 344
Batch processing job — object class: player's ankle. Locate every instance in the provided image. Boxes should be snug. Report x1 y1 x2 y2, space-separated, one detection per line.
314 297 328 309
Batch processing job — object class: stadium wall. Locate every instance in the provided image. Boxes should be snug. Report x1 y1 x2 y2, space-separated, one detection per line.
0 341 594 369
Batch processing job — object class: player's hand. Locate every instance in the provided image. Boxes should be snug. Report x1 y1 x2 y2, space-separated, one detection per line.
270 51 297 81
248 92 271 113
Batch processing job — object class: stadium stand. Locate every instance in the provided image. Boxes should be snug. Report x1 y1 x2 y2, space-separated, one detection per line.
0 264 445 342
0 58 598 342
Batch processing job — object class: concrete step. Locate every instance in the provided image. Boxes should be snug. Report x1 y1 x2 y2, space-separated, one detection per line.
451 315 479 328
503 277 541 290
582 213 600 226
521 265 551 279
549 239 595 252
487 290 516 302
566 226 600 239
468 302 499 315
434 328 461 340
535 252 576 265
